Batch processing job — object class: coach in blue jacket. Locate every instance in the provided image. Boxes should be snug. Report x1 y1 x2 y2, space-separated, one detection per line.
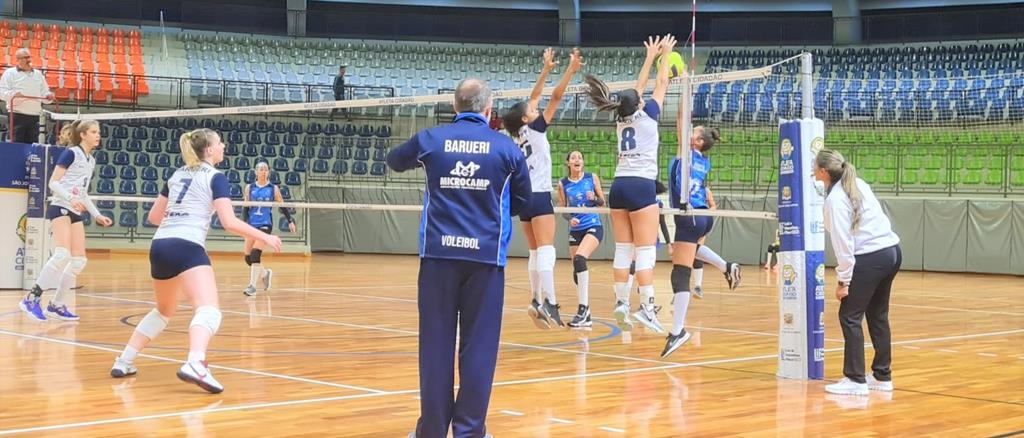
387 78 532 438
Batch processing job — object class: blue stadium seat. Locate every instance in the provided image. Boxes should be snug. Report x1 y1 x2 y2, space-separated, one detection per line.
99 165 116 179
313 159 330 174
243 144 259 157
375 125 392 137
354 148 370 161
94 150 108 165
225 143 239 157
300 146 315 159
373 149 386 162
97 179 115 194
112 152 130 166
266 132 281 146
270 172 281 185
280 145 296 158
356 138 371 149
246 132 262 144
302 135 318 147
351 161 368 175
134 154 150 167
162 167 175 181
288 122 303 134
141 181 159 195
211 215 223 230
230 184 243 199
141 166 158 181
228 131 244 144
202 119 216 130
167 139 180 154
342 124 357 136
106 138 123 151
253 120 269 133
119 211 138 228
324 123 340 136
112 125 129 139
234 156 252 170
145 140 162 153
226 169 241 184
153 127 168 141
244 170 256 184
340 147 353 160
283 133 299 147
271 121 287 133
126 139 143 152
293 158 308 172
370 163 386 176
306 122 323 135
373 138 388 149
317 146 334 159
332 160 348 175
132 127 149 140
120 166 137 180
279 217 293 232
273 157 289 172
280 185 292 199
119 180 137 195
216 159 230 170
285 171 301 186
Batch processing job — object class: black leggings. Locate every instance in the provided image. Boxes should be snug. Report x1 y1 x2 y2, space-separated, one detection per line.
839 244 902 383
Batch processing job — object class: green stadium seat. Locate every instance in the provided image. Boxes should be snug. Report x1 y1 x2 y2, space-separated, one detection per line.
738 168 755 184
859 169 877 183
1010 172 1024 188
897 131 917 146
921 169 943 186
924 155 945 170
902 156 923 170
978 132 997 145
1011 156 1024 171
987 156 1006 172
963 170 983 185
933 132 952 145
985 170 1004 186
900 170 918 185
955 132 975 145
878 169 896 185
879 131 896 145
717 168 735 183
862 154 883 170
966 156 986 170
997 131 1016 145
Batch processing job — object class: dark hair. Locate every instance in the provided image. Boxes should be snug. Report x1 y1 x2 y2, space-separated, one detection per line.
565 150 584 162
655 180 668 194
502 102 529 137
583 74 640 120
696 126 721 152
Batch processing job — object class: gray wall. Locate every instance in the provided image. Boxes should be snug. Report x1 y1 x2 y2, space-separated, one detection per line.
309 187 1024 276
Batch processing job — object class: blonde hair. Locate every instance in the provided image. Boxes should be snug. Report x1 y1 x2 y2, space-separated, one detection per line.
57 124 73 146
180 128 218 169
815 149 862 232
67 119 99 147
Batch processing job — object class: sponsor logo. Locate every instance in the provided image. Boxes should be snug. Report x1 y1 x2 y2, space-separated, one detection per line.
780 223 801 236
440 161 491 191
780 139 794 160
811 137 824 157
15 247 24 271
810 220 825 234
814 348 825 362
815 264 825 286
782 186 792 201
780 139 795 175
17 214 27 243
779 347 802 362
782 264 797 286
441 234 480 250
444 139 491 154
783 312 794 325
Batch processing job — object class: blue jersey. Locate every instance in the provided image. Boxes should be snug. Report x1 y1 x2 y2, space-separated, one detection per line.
246 182 275 227
386 112 532 267
561 173 602 231
669 150 712 209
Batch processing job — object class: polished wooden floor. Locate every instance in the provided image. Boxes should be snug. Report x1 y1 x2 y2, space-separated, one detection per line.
1 252 1021 437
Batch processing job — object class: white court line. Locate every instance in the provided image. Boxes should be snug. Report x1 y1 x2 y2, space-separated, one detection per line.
0 351 778 435
890 329 1024 346
599 426 627 433
938 349 959 353
499 410 524 416
0 329 386 394
978 352 998 357
902 345 921 350
889 303 1024 317
79 292 764 368
550 417 574 424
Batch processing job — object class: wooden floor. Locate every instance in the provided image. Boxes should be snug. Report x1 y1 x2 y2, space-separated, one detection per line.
0 252 1021 437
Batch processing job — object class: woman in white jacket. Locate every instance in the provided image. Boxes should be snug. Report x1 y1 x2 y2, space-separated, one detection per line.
814 149 902 396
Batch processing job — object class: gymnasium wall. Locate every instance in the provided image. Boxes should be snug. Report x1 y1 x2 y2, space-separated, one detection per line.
308 187 1024 276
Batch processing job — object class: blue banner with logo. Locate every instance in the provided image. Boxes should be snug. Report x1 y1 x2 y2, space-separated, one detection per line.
0 143 34 288
776 119 826 380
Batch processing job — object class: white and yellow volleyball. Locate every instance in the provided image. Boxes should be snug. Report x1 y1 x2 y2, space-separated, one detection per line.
658 51 686 78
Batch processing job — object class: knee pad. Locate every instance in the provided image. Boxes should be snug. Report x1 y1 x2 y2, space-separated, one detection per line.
671 264 692 293
49 247 72 270
572 255 588 273
613 243 635 270
244 254 252 266
693 259 704 270
136 308 170 340
250 249 262 264
527 250 538 271
190 306 223 336
67 256 87 275
536 245 556 271
634 245 656 272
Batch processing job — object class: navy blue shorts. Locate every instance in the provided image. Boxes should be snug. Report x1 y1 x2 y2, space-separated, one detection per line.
46 205 83 224
150 238 211 280
568 226 603 246
608 177 657 212
518 191 554 221
674 212 715 244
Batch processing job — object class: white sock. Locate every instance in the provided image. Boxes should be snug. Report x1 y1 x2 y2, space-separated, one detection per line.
121 345 139 363
765 253 771 266
614 282 630 304
249 263 263 287
697 245 727 272
639 285 655 306
625 274 635 295
672 292 691 335
693 268 704 288
537 245 557 304
576 270 589 307
527 250 540 302
53 267 76 307
187 351 206 363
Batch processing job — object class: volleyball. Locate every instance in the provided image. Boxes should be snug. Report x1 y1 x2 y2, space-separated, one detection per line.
659 51 686 78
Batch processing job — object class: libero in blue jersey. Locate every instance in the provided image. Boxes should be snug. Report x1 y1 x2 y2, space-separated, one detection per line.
561 173 603 232
388 78 532 438
241 162 295 298
557 150 607 329
246 182 275 227
669 149 711 210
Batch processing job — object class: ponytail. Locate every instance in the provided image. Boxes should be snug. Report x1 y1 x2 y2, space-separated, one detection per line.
57 123 73 146
180 128 216 169
839 161 863 232
584 74 641 120
68 119 99 147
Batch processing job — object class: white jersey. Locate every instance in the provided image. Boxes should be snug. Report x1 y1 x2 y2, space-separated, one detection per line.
51 146 96 213
614 99 661 180
153 163 231 247
514 116 553 193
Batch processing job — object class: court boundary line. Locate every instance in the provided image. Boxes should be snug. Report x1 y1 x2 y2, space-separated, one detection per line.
0 328 387 394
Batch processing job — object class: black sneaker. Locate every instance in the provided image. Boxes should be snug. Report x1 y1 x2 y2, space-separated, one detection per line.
725 262 742 291
567 304 592 329
527 299 551 329
542 299 564 327
660 329 692 358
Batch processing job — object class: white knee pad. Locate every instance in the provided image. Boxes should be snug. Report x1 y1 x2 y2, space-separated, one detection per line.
536 245 556 272
527 250 538 271
634 245 657 272
49 247 72 270
190 306 223 336
613 243 635 270
67 256 87 275
136 308 170 340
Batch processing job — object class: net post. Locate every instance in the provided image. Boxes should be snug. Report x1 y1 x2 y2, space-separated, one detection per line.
800 52 814 119
678 74 694 210
37 111 47 145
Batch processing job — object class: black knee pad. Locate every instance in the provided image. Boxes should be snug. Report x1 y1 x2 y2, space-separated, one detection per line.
572 255 588 273
629 261 636 275
671 264 692 293
244 254 252 266
250 249 262 264
693 259 704 270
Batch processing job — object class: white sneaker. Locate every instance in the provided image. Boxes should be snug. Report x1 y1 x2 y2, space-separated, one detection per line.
825 377 869 396
262 269 273 291
177 360 224 394
612 300 633 331
110 357 138 378
632 304 665 333
866 375 894 391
